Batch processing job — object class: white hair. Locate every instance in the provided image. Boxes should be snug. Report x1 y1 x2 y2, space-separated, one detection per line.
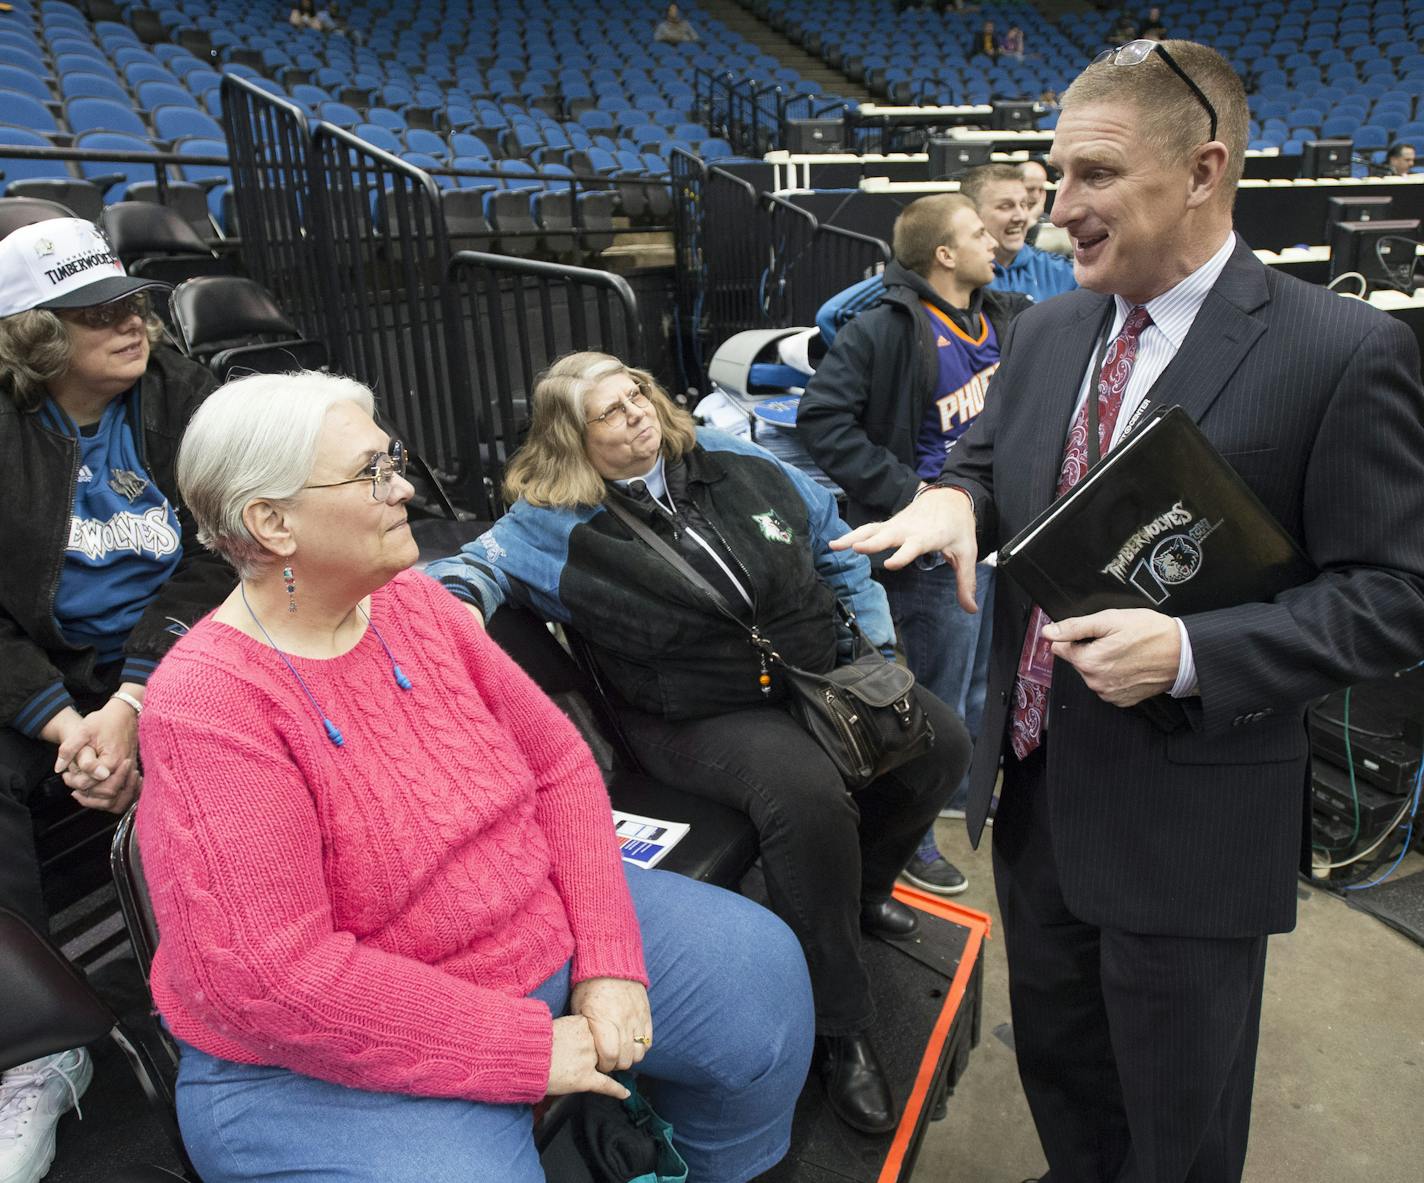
177 370 375 578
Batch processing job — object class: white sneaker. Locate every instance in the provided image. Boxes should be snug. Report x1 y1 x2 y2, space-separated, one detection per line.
938 806 967 819
0 1048 93 1183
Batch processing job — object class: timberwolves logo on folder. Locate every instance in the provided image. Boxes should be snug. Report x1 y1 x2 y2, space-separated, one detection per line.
1101 501 1220 605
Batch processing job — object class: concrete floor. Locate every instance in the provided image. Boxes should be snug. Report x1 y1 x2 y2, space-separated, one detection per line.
910 819 1424 1182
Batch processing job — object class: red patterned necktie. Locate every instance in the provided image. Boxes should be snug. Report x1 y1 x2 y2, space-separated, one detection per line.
1009 304 1153 761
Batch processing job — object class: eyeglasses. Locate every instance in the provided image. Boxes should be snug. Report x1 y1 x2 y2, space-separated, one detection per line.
585 386 651 429
62 291 151 329
1093 40 1218 143
304 439 407 500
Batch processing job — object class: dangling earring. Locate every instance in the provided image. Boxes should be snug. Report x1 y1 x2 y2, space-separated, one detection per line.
283 564 297 614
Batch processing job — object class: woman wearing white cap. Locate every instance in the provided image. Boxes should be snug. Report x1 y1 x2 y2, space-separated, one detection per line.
0 217 232 1183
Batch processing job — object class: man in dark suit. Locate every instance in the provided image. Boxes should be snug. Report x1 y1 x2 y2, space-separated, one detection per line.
835 40 1424 1183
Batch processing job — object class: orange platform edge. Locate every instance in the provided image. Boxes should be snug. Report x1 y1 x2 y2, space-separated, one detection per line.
878 885 995 1183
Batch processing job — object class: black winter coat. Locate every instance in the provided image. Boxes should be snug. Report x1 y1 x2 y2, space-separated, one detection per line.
796 260 1029 537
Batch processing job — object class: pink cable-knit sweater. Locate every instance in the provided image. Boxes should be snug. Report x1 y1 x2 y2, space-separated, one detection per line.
136 569 645 1105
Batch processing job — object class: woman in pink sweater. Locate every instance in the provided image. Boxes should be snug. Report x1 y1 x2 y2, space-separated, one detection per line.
135 371 813 1182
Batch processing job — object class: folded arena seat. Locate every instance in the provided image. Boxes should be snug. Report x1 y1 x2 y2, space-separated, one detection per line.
99 201 236 292
170 275 328 383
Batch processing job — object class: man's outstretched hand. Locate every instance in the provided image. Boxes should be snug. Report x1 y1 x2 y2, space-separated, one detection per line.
830 487 980 612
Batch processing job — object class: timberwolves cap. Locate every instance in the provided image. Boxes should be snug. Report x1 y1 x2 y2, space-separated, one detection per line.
0 218 171 318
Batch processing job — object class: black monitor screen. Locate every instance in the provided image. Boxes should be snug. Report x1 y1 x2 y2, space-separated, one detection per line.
928 138 993 180
991 101 1038 132
785 118 845 154
1300 138 1354 179
1324 195 1392 241
1328 217 1420 290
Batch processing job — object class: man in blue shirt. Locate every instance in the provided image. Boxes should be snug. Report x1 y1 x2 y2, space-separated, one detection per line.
961 163 1078 302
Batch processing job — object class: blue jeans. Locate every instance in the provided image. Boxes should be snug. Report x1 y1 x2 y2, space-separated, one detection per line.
174 866 814 1183
877 560 995 814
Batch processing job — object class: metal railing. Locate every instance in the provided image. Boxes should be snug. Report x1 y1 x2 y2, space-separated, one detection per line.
219 75 658 517
691 66 848 156
669 146 709 394
221 74 332 347
0 143 230 206
763 194 890 327
703 165 771 338
311 122 485 504
449 251 643 512
670 159 890 393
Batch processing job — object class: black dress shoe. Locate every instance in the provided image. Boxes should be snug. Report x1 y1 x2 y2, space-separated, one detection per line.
860 897 920 938
818 1032 898 1135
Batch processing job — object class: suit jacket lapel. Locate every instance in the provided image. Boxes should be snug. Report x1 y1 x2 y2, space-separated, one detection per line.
1145 237 1270 424
1026 294 1112 512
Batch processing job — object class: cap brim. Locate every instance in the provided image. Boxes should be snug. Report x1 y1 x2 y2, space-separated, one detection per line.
37 275 173 310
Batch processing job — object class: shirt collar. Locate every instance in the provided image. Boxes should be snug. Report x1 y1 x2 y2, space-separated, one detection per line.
1115 230 1236 350
611 453 668 501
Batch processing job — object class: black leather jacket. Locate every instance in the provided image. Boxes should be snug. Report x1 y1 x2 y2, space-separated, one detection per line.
797 260 1030 536
1 346 233 736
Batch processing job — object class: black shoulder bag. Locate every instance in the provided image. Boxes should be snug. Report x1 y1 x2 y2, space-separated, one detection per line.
603 498 934 791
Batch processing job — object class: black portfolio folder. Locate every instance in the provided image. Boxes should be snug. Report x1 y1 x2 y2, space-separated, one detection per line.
998 406 1316 623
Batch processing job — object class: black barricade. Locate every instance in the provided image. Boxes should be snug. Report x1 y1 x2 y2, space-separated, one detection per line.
670 146 708 394
672 157 890 390
694 67 738 143
216 79 663 518
220 75 332 347
702 165 770 338
310 122 488 510
764 194 890 328
448 250 643 514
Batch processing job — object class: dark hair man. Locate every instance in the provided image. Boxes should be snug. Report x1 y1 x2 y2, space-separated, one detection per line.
835 39 1424 1182
961 163 1076 301
797 195 1030 895
1386 141 1416 175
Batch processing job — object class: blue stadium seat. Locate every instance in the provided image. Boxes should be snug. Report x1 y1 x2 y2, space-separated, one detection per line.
0 125 72 192
1354 125 1389 152
124 62 177 89
73 130 157 198
319 101 362 129
60 72 130 103
399 151 453 186
365 107 408 132
0 66 53 104
0 90 61 136
152 106 223 144
404 128 449 159
450 156 495 186
290 83 332 109
1322 115 1361 138
136 82 199 112
66 97 149 138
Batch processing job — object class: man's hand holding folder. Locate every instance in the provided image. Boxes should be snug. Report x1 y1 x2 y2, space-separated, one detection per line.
835 497 1183 710
1042 610 1180 708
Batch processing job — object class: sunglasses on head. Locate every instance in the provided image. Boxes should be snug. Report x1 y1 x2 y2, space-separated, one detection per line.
1093 40 1218 143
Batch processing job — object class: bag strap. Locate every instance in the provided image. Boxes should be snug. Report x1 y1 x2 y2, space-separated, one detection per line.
603 495 749 630
603 494 870 660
